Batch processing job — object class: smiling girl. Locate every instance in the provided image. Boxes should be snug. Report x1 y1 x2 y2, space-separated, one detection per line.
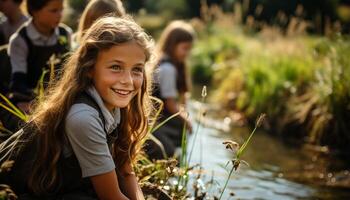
0 16 154 200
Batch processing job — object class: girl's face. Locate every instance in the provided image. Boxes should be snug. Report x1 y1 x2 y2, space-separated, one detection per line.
0 0 18 16
90 42 146 111
32 0 63 31
174 41 192 63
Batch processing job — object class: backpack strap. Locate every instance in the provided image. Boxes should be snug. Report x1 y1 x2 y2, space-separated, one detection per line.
58 26 68 37
57 25 70 49
74 92 118 147
18 27 33 49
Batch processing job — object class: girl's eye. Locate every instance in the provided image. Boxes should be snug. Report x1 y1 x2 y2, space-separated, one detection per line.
110 65 122 71
49 8 63 13
132 66 144 74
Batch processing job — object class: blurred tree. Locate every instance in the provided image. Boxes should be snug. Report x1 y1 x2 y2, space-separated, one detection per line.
67 0 88 12
241 0 340 33
340 0 350 4
145 0 188 17
124 0 145 13
187 0 226 17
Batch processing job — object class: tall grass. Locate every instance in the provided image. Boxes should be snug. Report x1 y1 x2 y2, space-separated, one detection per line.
190 4 350 154
0 94 28 122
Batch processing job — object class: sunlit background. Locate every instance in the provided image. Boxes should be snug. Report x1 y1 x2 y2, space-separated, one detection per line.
63 0 350 199
14 0 350 199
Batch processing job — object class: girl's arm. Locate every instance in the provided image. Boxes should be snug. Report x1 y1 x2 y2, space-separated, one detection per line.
9 34 34 96
90 170 130 200
117 162 145 200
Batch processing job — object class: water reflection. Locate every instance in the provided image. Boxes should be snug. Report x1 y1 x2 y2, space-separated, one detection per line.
187 102 350 199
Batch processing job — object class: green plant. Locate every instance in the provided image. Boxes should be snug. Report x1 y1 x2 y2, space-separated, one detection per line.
219 113 266 200
0 94 28 122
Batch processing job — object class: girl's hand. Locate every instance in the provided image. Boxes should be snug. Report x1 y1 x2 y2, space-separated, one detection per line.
90 170 130 200
118 162 145 200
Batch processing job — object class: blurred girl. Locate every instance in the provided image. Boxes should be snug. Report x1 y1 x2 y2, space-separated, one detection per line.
8 0 71 110
0 16 154 199
0 0 28 44
73 0 125 47
146 20 195 159
0 0 27 95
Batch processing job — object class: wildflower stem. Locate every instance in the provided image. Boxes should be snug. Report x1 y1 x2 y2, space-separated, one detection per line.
178 118 188 188
180 119 188 168
218 164 234 200
148 96 164 133
148 134 168 159
187 117 200 165
236 125 257 158
187 95 205 165
150 111 181 134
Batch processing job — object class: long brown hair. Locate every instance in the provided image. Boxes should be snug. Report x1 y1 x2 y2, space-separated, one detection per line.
156 20 195 94
28 16 155 195
76 0 125 42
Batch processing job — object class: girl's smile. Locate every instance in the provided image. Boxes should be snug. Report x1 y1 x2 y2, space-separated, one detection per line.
111 88 132 96
91 41 146 111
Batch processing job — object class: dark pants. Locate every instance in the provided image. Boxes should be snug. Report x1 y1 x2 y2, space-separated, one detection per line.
144 115 185 160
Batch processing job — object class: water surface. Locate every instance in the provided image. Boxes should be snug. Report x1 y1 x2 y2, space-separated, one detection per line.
187 101 350 200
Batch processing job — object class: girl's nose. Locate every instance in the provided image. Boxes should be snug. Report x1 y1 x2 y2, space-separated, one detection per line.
56 10 63 20
119 70 133 85
58 11 63 20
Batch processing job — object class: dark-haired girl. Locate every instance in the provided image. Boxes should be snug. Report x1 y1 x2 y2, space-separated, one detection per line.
8 0 71 111
146 20 195 159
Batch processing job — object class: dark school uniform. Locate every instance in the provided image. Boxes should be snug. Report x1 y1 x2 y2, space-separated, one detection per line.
8 19 71 96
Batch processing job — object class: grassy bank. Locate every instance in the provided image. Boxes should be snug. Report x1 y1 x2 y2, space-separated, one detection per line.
189 10 350 156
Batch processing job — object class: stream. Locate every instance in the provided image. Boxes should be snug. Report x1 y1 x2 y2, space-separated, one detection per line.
186 101 350 200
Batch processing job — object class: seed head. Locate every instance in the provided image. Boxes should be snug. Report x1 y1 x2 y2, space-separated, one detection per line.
255 113 266 128
0 160 14 173
223 140 239 152
201 86 207 98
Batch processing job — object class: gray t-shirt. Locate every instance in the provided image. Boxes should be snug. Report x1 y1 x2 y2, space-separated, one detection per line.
157 62 178 98
64 87 120 178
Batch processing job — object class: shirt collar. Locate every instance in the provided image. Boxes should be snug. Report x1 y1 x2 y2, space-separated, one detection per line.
26 18 60 41
86 87 121 134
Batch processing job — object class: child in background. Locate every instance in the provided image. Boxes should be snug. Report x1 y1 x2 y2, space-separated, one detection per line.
8 0 71 111
145 20 195 159
73 0 125 48
0 0 31 133
0 0 28 45
0 0 27 95
0 16 154 199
